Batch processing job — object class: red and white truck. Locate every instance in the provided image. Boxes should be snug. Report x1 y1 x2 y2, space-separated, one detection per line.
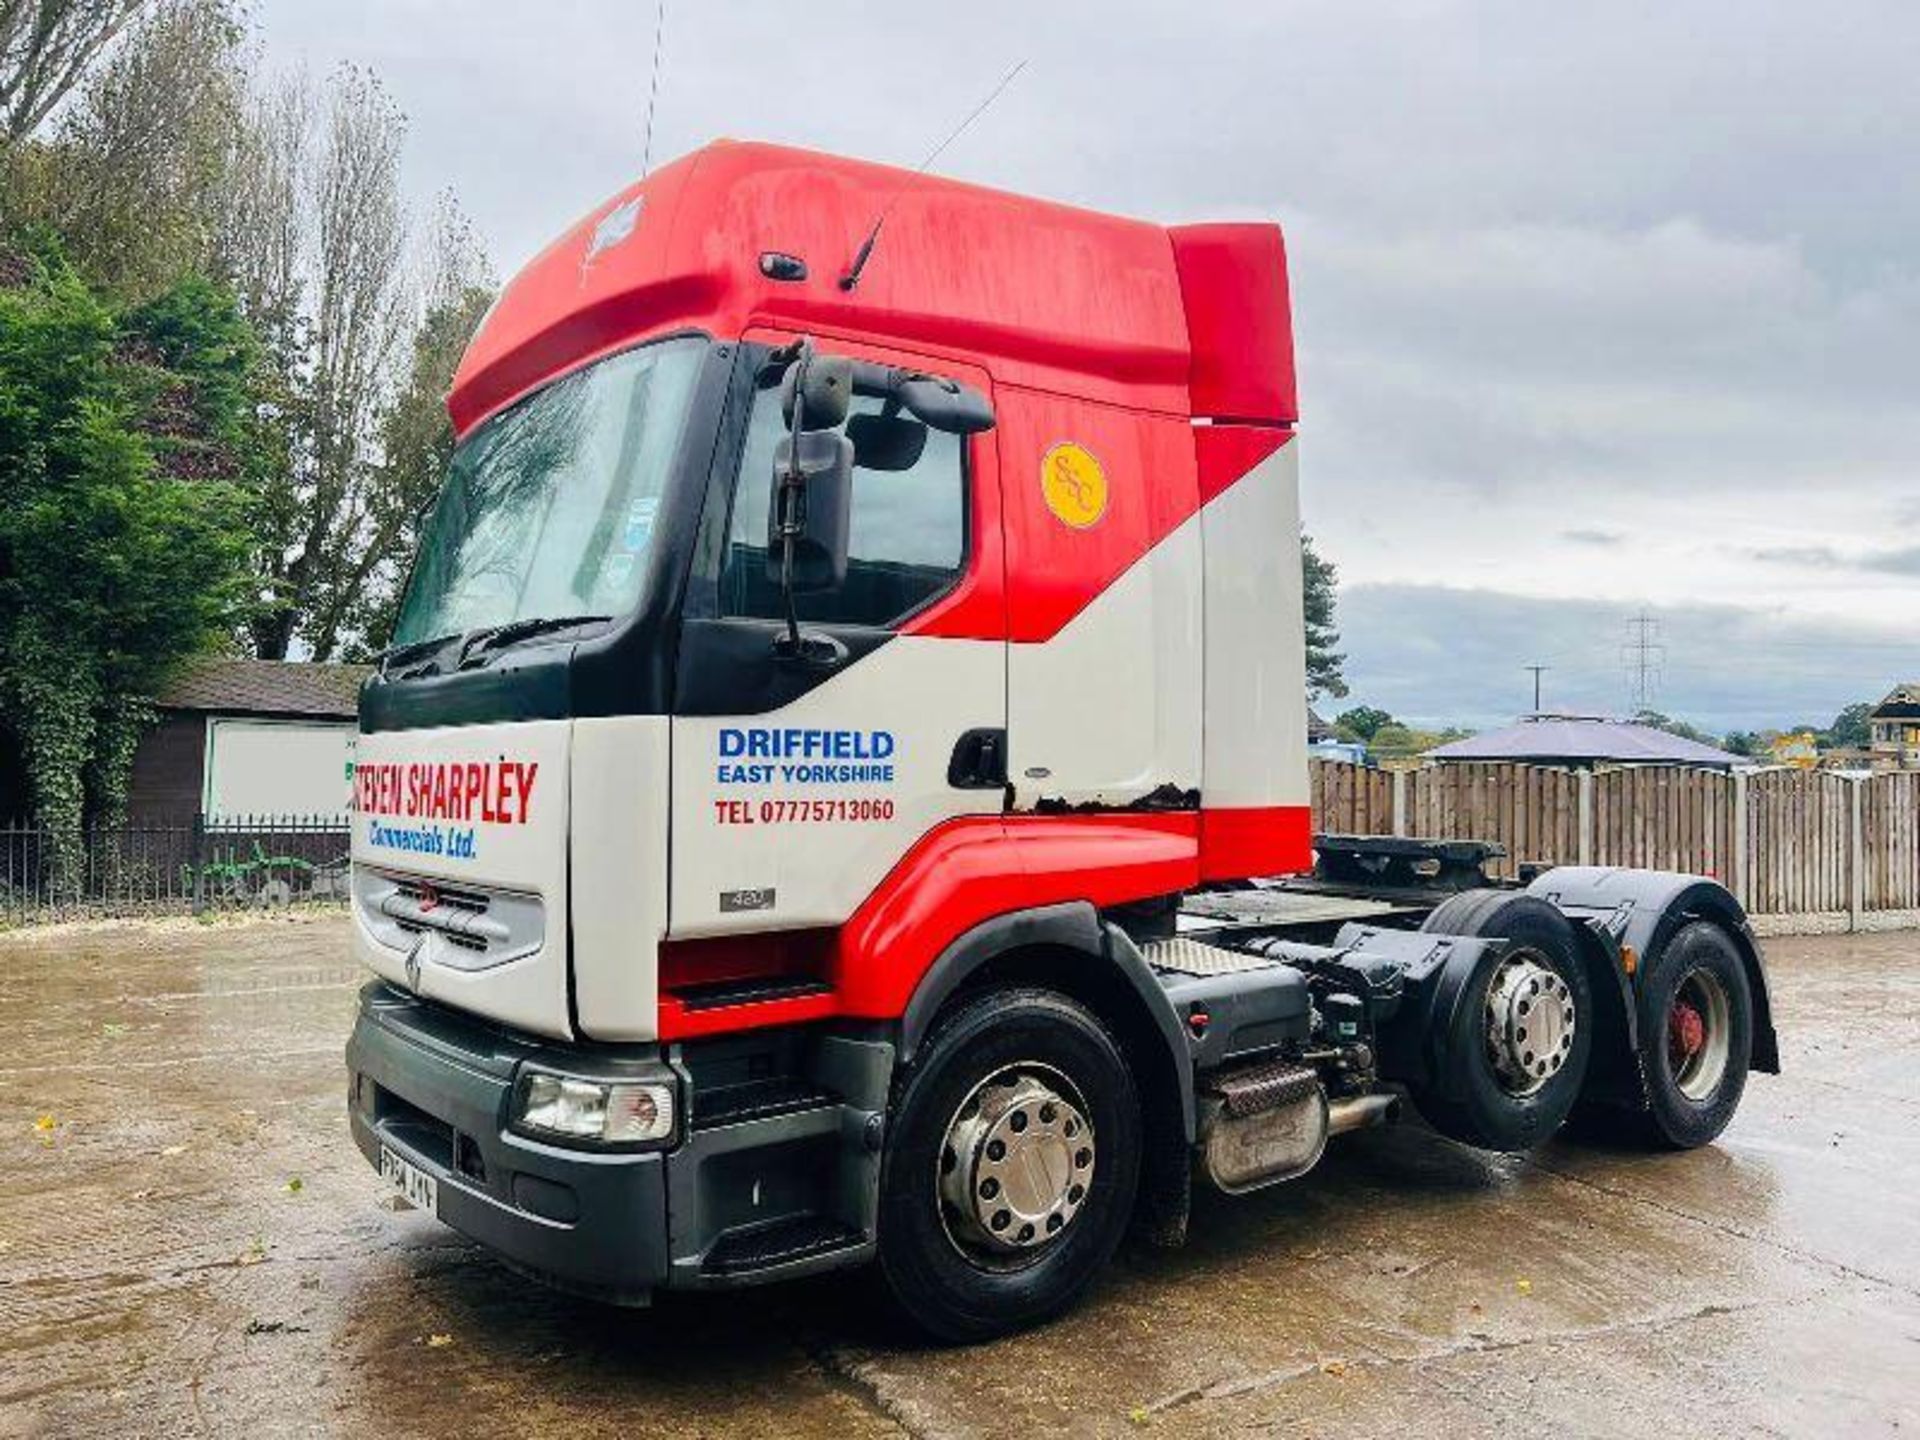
345 141 1777 1340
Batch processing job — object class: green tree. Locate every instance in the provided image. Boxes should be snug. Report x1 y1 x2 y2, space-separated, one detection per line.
0 233 252 885
1335 705 1393 742
1302 531 1346 700
1632 709 1720 748
1370 722 1472 760
1824 702 1873 750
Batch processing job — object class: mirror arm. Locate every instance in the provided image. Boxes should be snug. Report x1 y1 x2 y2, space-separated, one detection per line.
774 342 811 659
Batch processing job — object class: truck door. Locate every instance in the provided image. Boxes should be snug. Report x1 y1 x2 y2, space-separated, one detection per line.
668 337 1006 947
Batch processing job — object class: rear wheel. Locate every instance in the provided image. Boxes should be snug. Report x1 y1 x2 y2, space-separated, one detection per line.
1413 892 1594 1151
877 987 1141 1343
1632 921 1753 1148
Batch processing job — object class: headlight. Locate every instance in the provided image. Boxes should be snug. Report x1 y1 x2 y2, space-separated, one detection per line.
512 1069 676 1147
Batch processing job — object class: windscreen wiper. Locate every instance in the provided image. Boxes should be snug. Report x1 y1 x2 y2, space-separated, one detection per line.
456 614 614 668
376 630 462 677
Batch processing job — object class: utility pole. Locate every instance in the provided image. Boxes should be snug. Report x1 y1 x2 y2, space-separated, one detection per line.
1621 611 1666 713
1524 664 1549 714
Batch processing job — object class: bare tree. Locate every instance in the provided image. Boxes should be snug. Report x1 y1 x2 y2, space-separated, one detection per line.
208 67 308 358
0 0 156 145
250 65 413 661
33 0 241 293
335 192 495 655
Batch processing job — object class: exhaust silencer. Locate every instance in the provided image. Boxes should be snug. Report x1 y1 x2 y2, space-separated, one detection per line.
1198 1064 1401 1194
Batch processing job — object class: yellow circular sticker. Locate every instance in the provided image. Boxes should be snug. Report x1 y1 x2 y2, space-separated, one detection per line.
1041 442 1107 530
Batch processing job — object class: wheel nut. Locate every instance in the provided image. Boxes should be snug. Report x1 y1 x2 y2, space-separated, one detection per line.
991 1209 1011 1231
1009 1110 1029 1133
1018 1223 1035 1243
1047 1214 1063 1232
1040 1103 1057 1124
1068 1183 1085 1204
1075 1148 1092 1169
986 1139 1005 1161
979 1177 999 1199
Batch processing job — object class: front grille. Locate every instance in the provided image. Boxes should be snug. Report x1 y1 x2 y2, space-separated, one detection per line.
353 867 546 973
385 880 504 953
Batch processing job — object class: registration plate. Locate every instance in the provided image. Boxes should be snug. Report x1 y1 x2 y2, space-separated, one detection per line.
379 1145 438 1213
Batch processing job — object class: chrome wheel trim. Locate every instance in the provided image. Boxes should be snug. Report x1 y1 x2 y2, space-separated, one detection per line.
1671 968 1733 1102
1484 951 1577 1097
936 1062 1094 1267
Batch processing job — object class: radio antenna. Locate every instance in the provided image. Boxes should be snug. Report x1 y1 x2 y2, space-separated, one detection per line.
641 0 668 176
839 58 1028 291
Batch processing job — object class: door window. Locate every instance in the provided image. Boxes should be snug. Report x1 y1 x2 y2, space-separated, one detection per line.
718 370 966 628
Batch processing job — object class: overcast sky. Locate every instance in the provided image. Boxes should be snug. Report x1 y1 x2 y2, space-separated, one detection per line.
252 1 1918 730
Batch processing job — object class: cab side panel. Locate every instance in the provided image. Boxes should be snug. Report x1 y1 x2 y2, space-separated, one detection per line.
1000 387 1204 809
1197 432 1312 878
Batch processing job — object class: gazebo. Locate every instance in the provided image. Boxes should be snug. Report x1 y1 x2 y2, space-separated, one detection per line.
1425 714 1742 770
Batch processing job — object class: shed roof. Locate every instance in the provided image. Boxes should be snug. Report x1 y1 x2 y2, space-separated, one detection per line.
157 658 369 719
1426 714 1741 769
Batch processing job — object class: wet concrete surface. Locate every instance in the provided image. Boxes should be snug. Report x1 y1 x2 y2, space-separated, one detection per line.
2 913 1917 1438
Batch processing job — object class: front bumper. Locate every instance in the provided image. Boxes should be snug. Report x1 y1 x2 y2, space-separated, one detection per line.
345 982 892 1304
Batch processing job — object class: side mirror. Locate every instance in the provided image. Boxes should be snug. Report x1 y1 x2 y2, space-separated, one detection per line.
846 410 929 472
781 354 852 429
767 429 852 592
897 374 994 434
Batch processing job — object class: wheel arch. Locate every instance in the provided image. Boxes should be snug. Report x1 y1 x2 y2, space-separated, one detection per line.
896 901 1197 1245
1526 868 1780 1077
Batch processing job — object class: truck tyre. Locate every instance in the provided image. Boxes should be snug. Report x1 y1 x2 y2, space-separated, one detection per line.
877 987 1141 1343
1624 920 1753 1149
1413 892 1594 1152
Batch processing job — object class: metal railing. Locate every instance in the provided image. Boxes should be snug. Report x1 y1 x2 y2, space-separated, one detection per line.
0 813 350 925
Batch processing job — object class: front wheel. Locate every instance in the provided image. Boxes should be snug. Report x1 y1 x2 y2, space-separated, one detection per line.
876 987 1141 1343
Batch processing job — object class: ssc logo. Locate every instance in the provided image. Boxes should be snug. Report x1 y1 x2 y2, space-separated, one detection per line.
1041 442 1107 529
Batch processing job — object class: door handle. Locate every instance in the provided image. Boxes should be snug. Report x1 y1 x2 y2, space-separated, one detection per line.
947 729 1007 789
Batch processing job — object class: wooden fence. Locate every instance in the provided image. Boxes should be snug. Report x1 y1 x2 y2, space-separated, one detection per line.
1310 760 1920 929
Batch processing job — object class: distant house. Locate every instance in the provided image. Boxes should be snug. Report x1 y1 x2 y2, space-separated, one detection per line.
1425 713 1743 770
1869 684 1920 772
1767 731 1820 769
127 659 370 824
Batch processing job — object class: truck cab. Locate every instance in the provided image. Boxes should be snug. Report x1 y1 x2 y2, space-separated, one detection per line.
346 141 1775 1340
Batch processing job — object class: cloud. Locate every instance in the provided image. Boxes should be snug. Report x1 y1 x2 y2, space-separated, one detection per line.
1337 584 1912 733
1748 543 1920 575
1749 545 1846 567
1864 547 1920 576
1561 529 1623 547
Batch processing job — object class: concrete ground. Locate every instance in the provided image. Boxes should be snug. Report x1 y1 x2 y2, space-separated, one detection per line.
3 915 1917 1439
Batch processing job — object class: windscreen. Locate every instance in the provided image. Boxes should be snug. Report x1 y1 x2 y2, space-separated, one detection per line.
390 337 705 648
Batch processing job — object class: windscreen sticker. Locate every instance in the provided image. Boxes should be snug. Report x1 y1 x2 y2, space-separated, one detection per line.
622 495 659 551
